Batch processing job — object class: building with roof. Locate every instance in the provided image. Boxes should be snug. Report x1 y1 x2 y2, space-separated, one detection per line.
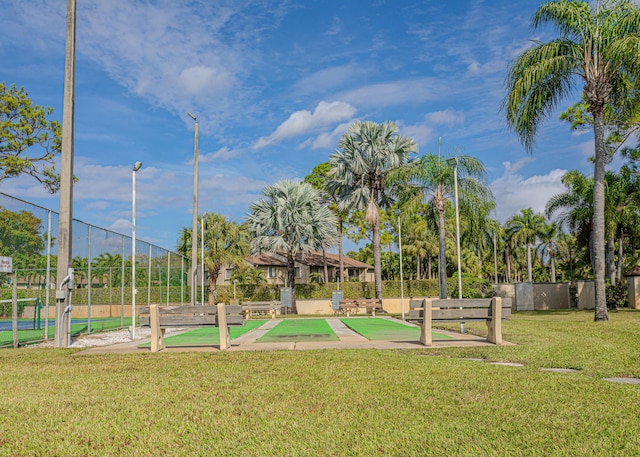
216 251 373 286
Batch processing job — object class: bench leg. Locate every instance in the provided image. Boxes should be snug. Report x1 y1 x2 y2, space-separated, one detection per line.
217 302 230 350
150 304 165 353
419 299 432 346
371 307 376 317
270 308 276 319
487 297 503 345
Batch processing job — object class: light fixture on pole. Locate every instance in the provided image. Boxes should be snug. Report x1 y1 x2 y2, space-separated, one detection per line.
131 161 142 340
446 157 464 333
394 209 405 320
201 212 206 305
187 112 199 306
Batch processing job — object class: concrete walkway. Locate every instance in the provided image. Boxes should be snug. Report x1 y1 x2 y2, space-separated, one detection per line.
77 317 508 355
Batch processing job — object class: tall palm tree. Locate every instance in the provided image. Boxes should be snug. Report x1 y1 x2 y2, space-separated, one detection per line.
537 221 561 283
328 121 417 300
506 208 546 283
200 213 250 304
504 0 640 320
304 162 350 284
397 151 492 298
246 180 337 312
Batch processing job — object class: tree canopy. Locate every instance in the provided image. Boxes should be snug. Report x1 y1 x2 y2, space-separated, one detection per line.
1 83 62 193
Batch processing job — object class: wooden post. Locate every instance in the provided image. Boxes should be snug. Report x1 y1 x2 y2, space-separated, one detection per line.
217 302 229 350
150 304 165 353
419 299 432 346
487 297 502 344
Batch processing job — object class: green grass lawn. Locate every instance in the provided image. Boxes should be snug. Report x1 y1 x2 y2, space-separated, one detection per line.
0 310 639 456
256 318 340 342
341 317 453 341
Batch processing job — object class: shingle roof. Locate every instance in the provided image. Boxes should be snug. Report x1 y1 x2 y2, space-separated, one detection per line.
246 250 372 269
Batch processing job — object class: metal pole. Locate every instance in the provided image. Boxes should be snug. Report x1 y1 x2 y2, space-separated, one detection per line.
55 0 76 348
188 112 199 306
45 210 51 341
131 162 142 340
453 163 464 333
120 237 124 328
493 231 498 283
397 211 405 320
201 213 205 305
148 244 152 306
167 252 171 305
87 225 91 334
181 256 185 305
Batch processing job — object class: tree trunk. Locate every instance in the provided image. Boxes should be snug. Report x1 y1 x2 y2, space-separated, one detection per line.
505 246 512 283
208 273 218 305
606 235 615 286
617 235 624 283
526 243 532 282
322 247 328 283
427 256 432 280
550 254 556 283
416 255 421 280
437 209 447 299
592 108 608 321
338 221 345 285
372 217 383 300
287 253 297 314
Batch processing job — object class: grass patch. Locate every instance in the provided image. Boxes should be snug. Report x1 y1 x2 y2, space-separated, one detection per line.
140 320 266 347
341 317 452 341
0 310 639 455
256 318 339 342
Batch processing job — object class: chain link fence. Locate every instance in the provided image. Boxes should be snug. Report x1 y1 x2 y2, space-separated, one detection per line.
0 192 190 347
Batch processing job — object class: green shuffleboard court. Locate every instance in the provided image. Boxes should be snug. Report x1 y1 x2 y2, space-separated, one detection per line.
256 319 339 343
341 317 453 341
139 320 265 347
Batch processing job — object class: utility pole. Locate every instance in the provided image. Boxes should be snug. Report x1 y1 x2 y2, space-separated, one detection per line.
55 0 76 348
187 112 198 306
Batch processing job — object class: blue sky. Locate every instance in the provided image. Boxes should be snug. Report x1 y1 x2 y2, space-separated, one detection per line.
0 0 600 252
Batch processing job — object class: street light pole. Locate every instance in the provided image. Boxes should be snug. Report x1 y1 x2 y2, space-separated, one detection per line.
395 209 405 320
201 212 206 306
187 112 198 306
448 158 464 333
131 161 142 340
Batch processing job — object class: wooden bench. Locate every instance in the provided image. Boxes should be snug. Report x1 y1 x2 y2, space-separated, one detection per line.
241 301 280 319
409 298 511 346
339 298 382 317
139 304 244 352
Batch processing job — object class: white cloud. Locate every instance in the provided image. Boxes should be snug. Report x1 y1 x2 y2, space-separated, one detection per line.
253 101 356 148
178 66 232 95
425 109 465 128
492 165 568 223
338 78 442 108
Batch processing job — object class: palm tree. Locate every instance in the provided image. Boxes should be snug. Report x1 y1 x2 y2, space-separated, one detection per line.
537 221 561 283
304 162 350 284
328 121 417 300
246 180 337 313
200 213 249 304
504 0 640 320
397 151 492 298
506 208 546 283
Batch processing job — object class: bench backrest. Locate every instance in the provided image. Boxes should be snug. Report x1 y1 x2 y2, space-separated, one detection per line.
409 298 512 321
139 304 243 327
340 298 381 307
242 301 280 308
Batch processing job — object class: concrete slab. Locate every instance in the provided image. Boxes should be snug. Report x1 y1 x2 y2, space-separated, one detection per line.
604 377 640 384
